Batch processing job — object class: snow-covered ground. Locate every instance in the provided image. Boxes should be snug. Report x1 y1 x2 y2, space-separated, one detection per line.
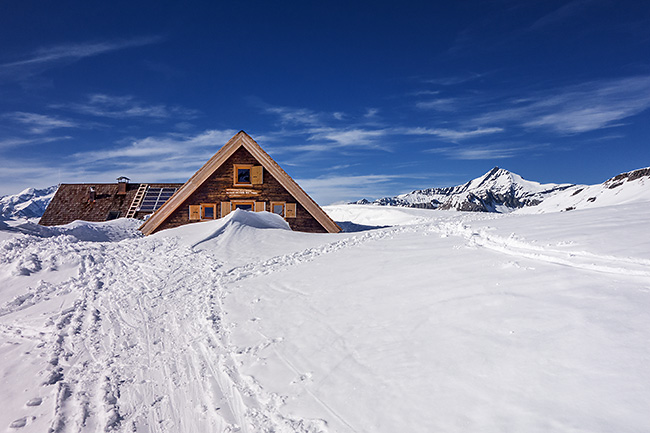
1 204 649 432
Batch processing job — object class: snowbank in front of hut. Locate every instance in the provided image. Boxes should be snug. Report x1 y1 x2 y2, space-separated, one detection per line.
151 208 291 247
152 209 337 266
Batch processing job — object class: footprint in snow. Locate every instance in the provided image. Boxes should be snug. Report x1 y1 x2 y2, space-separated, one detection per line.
291 372 313 384
26 397 42 406
10 416 34 429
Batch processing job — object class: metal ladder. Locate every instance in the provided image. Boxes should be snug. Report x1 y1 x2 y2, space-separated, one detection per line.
126 184 148 218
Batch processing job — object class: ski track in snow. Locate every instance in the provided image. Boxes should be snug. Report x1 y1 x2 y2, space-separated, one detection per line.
2 213 649 432
430 220 650 277
1 224 419 432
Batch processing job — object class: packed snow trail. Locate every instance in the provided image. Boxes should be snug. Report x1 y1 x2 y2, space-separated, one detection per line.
2 214 426 432
34 233 335 433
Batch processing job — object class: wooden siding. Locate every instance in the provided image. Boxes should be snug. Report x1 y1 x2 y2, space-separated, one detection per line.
39 183 183 226
140 131 340 235
151 146 329 234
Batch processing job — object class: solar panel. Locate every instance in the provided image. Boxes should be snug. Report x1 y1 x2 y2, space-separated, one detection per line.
139 187 178 212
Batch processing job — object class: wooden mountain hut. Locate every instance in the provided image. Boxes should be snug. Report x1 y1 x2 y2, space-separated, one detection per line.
139 131 340 235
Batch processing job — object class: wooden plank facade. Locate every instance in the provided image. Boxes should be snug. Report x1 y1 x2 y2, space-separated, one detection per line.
140 131 341 235
152 146 326 232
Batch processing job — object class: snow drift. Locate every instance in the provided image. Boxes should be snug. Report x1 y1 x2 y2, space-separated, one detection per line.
153 208 292 248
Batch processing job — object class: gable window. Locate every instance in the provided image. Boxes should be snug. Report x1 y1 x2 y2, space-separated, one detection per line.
270 201 285 217
233 164 263 185
201 203 217 219
233 164 252 185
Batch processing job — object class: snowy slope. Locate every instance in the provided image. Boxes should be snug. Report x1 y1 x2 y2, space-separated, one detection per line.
360 167 573 212
0 186 58 221
1 205 650 432
517 167 650 213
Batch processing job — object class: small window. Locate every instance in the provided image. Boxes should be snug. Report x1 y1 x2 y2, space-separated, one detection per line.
106 210 120 221
232 201 254 211
271 201 285 217
201 203 217 219
233 164 253 185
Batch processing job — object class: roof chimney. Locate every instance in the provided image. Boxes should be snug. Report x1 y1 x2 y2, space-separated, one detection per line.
117 176 130 195
89 186 96 203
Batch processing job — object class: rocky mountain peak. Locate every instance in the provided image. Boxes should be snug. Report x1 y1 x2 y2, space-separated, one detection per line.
357 168 574 213
0 185 58 220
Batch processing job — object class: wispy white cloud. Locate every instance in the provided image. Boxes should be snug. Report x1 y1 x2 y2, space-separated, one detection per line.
261 101 360 127
0 36 162 72
528 0 598 31
265 105 323 126
423 72 486 86
407 90 441 97
5 112 79 134
426 143 546 160
307 127 389 148
364 108 380 118
72 129 238 163
0 155 190 195
0 135 72 149
401 126 504 141
297 174 403 204
54 93 198 119
415 98 461 111
0 129 240 191
474 76 650 134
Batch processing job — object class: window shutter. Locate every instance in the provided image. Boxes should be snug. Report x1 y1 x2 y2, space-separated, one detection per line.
189 205 201 220
251 166 263 184
254 201 265 212
286 203 297 218
220 202 232 218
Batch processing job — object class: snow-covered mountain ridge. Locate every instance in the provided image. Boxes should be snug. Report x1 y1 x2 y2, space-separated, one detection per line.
519 166 650 213
356 166 650 213
0 185 57 221
355 167 573 212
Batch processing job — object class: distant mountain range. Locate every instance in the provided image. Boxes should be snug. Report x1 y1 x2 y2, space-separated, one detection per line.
1 166 648 223
354 167 650 213
0 186 58 221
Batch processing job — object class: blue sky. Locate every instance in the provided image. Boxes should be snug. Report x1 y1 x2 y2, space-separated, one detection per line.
1 0 649 204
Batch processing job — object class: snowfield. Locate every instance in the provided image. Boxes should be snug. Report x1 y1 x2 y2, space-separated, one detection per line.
1 205 650 432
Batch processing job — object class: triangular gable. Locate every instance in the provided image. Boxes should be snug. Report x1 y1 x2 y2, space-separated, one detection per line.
139 131 341 235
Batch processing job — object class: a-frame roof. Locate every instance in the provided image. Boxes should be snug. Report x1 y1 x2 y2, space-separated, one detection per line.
139 131 341 235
